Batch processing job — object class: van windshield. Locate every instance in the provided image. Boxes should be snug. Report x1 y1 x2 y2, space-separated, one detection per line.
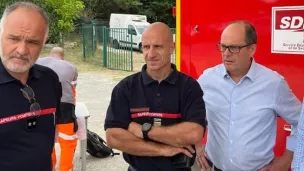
136 25 149 34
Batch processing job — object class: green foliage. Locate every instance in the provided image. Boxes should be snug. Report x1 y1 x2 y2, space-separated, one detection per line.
0 0 84 43
114 0 142 11
45 0 84 32
0 0 176 43
0 0 19 14
138 0 176 27
81 0 176 27
82 0 142 20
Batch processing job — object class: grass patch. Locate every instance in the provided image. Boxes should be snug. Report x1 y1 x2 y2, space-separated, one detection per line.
105 46 134 71
41 46 104 72
40 44 145 80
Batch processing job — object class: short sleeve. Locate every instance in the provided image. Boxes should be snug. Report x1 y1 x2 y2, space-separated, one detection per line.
182 78 206 128
104 83 131 130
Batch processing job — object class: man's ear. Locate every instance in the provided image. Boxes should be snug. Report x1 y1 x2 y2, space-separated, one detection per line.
249 44 256 57
251 44 256 51
170 42 175 54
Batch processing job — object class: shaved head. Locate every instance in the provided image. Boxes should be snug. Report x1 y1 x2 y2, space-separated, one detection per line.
50 47 64 60
143 22 173 44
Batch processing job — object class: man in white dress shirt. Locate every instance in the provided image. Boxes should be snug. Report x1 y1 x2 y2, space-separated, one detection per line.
292 99 304 171
195 20 302 171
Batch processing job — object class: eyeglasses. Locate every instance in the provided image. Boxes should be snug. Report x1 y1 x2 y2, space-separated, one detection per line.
216 43 253 53
20 85 41 116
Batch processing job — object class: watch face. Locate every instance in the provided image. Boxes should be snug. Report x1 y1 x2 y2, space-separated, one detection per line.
142 123 151 131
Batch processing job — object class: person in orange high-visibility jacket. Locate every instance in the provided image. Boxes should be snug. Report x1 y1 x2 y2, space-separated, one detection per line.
37 47 78 171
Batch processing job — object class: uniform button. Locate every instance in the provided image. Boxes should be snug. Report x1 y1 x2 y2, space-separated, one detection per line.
230 159 233 163
230 140 233 144
231 121 234 125
157 93 160 96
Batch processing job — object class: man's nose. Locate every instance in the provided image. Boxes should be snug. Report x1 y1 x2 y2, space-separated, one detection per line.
16 41 29 55
223 48 231 56
148 47 156 57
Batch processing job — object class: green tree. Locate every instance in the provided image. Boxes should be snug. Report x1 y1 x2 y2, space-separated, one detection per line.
138 0 176 27
82 0 142 20
81 0 175 27
0 0 19 14
0 0 84 43
45 0 84 43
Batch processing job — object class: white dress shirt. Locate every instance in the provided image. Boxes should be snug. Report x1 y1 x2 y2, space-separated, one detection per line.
292 98 304 171
197 60 301 171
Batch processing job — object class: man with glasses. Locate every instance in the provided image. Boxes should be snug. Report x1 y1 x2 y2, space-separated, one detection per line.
195 20 301 171
0 2 62 171
37 47 78 171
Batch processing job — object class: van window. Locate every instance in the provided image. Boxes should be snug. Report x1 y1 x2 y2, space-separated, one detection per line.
136 25 148 34
128 25 137 35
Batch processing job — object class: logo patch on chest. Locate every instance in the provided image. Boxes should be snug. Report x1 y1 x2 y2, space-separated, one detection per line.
130 107 150 113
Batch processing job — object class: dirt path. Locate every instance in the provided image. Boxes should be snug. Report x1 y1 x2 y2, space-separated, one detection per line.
54 72 130 171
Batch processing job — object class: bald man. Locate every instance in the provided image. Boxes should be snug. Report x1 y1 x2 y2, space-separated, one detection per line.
104 22 206 171
50 47 65 60
37 47 78 171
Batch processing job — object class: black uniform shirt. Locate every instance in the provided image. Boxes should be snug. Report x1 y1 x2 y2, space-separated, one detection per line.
0 61 62 171
105 64 206 171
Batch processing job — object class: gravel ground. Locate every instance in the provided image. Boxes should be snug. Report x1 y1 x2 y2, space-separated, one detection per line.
53 71 203 171
53 72 129 171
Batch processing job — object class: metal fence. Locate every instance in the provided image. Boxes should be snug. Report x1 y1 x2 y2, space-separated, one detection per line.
82 23 95 58
170 28 176 64
103 28 134 71
82 24 176 72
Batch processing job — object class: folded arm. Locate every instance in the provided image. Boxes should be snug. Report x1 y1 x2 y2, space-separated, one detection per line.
145 80 207 147
148 122 204 147
128 121 204 147
106 127 193 157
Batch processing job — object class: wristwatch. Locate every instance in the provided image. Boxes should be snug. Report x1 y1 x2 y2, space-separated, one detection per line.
142 123 152 140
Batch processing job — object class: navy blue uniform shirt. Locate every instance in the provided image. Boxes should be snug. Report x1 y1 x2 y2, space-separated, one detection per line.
105 64 206 171
0 60 62 171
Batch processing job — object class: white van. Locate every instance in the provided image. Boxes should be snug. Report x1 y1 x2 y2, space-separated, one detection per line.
109 13 150 52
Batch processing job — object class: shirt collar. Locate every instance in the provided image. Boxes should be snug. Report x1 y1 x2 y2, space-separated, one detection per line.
141 64 178 86
0 59 41 84
52 56 61 60
244 59 257 81
222 58 257 82
29 64 42 79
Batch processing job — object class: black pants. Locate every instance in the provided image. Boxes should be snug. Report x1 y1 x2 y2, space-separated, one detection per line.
57 102 76 123
206 158 222 171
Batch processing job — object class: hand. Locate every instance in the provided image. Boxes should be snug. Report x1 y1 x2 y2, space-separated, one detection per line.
185 145 195 154
128 122 143 139
195 144 212 171
161 145 194 158
258 157 291 171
